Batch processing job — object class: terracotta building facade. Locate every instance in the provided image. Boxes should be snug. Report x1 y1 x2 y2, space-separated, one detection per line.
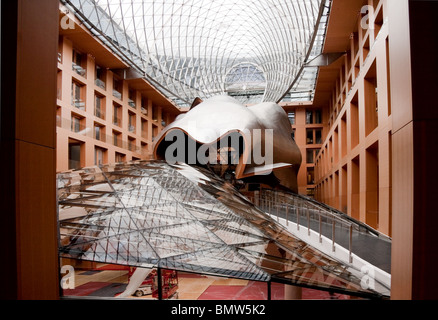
56 9 181 172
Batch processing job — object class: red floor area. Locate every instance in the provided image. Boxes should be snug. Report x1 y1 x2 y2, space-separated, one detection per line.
64 280 351 300
198 281 350 300
199 282 266 300
64 266 352 300
63 281 111 296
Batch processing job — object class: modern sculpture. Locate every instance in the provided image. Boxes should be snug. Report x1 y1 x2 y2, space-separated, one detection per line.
153 95 302 192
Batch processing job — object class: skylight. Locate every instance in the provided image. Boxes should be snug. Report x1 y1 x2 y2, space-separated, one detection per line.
62 0 331 107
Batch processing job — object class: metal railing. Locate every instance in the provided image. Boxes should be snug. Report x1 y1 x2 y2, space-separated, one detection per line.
247 189 391 266
57 115 142 154
113 89 122 100
95 78 106 90
128 99 136 108
72 62 86 77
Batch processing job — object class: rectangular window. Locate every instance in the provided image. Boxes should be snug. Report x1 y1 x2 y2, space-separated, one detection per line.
94 94 105 119
115 152 125 163
152 125 158 139
307 167 315 185
315 129 322 144
56 107 62 128
152 105 158 122
141 97 148 115
351 93 359 148
72 49 86 77
57 70 62 100
94 147 106 166
306 110 313 124
113 103 122 127
288 111 295 125
71 115 83 133
128 137 136 152
306 129 314 144
161 112 167 127
71 81 85 110
141 119 148 139
128 112 136 133
94 123 105 142
364 60 379 137
68 142 82 170
314 109 322 124
94 125 101 141
128 89 136 108
113 130 121 147
306 149 320 164
113 77 123 100
95 65 106 89
307 149 315 164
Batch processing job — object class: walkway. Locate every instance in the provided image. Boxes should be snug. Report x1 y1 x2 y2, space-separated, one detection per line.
254 190 392 274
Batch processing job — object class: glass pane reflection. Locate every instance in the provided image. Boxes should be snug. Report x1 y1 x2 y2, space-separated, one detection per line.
58 160 389 299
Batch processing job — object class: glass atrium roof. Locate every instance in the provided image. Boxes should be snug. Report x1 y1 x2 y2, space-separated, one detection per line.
58 161 389 298
62 0 331 107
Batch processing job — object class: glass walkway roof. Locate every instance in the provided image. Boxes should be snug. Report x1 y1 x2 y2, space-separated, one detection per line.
61 0 331 107
57 161 390 299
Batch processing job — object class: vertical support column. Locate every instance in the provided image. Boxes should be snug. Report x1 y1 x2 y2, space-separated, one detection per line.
389 0 438 300
267 281 271 301
0 0 60 300
0 0 19 300
284 284 302 300
157 267 163 300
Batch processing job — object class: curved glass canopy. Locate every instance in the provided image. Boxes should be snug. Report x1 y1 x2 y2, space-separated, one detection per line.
62 0 331 107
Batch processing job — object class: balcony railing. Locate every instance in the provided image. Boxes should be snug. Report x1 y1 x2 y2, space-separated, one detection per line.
95 131 106 143
247 189 392 271
72 99 85 110
58 114 143 154
128 99 136 108
95 78 106 90
94 108 105 120
113 89 122 100
71 122 86 134
113 137 121 147
72 63 86 77
128 125 136 133
141 107 147 115
113 117 121 127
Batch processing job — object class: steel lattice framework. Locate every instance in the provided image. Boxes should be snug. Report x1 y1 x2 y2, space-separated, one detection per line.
63 0 330 107
58 161 390 298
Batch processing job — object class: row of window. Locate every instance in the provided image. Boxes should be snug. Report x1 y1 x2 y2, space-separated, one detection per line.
68 141 143 170
59 48 167 127
70 80 165 125
287 109 322 125
69 112 157 148
290 128 323 145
